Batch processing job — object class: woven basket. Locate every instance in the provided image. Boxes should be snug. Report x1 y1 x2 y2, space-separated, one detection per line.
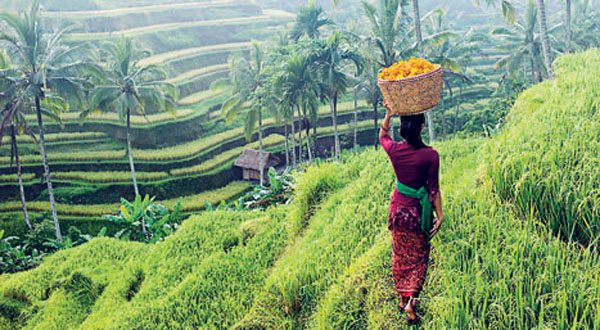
378 65 443 115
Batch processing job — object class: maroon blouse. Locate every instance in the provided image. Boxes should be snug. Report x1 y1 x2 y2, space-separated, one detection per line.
380 136 440 220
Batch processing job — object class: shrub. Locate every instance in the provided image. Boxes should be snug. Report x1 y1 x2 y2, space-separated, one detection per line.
103 195 183 244
0 230 43 274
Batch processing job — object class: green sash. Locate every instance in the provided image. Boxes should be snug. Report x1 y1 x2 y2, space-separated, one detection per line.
396 181 433 235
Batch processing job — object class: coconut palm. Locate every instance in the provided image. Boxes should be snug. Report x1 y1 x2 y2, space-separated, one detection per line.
536 0 555 80
491 0 560 82
358 59 383 149
568 0 600 52
216 42 278 186
361 0 411 68
566 0 572 53
0 1 93 242
290 1 333 42
81 37 177 233
312 33 363 158
474 0 517 25
276 53 319 164
0 52 34 230
424 8 478 136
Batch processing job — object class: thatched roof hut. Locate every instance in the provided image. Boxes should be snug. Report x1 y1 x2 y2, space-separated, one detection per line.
234 149 281 181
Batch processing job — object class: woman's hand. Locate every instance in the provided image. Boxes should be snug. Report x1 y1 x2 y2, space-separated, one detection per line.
383 99 395 119
429 216 443 239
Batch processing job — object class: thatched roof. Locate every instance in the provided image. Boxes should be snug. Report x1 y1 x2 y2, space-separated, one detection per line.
234 149 280 171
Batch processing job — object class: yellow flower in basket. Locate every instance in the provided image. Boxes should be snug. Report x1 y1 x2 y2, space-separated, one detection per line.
379 57 438 81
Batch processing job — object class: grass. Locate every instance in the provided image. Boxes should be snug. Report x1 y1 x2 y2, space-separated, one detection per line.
44 0 238 17
168 64 230 84
484 49 600 245
0 181 251 217
1 101 373 166
171 134 286 176
0 173 36 183
139 41 253 66
1 49 600 329
68 15 270 39
22 109 193 125
179 89 224 106
51 171 169 183
2 132 108 145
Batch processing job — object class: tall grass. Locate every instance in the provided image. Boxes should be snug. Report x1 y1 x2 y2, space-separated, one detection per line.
0 173 36 183
140 41 253 66
484 49 600 245
2 51 599 329
0 181 251 216
23 109 193 125
68 15 270 39
52 171 169 183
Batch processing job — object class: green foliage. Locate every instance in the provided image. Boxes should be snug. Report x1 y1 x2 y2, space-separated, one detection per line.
103 195 182 244
484 49 600 245
0 230 43 274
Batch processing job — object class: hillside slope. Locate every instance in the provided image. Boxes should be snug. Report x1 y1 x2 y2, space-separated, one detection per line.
1 50 600 329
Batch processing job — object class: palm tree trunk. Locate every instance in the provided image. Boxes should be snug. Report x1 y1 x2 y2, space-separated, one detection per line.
412 0 424 56
304 115 313 163
353 88 358 149
290 111 296 167
126 108 140 197
329 99 340 159
126 108 146 236
35 97 61 242
566 0 571 54
373 103 379 149
313 124 317 158
454 85 462 136
284 118 289 168
411 0 435 143
258 107 264 186
441 85 447 140
537 0 555 80
297 105 303 164
11 125 32 230
530 57 536 84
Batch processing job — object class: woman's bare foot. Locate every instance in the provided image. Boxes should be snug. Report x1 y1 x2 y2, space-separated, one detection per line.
404 297 420 323
399 296 409 309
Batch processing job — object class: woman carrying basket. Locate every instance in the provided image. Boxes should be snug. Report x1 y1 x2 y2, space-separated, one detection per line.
379 100 444 324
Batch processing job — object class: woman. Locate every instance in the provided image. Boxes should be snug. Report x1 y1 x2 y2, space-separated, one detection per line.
380 101 444 323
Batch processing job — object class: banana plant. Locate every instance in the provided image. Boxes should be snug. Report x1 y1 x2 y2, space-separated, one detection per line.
103 195 182 244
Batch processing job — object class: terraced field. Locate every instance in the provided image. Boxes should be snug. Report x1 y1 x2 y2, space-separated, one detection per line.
0 0 301 229
0 0 508 244
1 50 598 329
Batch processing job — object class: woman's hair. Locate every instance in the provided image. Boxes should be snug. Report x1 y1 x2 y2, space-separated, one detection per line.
400 114 427 149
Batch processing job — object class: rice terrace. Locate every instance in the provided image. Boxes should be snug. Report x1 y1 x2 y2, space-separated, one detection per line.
0 0 599 329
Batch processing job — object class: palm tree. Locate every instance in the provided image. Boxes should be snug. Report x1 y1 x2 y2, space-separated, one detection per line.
410 0 437 143
290 1 333 41
277 53 319 165
474 0 517 25
0 1 93 242
0 52 34 230
491 0 560 82
361 0 410 68
424 8 478 136
81 37 177 233
216 42 278 186
313 33 363 158
566 0 572 53
536 0 555 80
568 0 600 52
361 0 410 142
358 60 383 149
